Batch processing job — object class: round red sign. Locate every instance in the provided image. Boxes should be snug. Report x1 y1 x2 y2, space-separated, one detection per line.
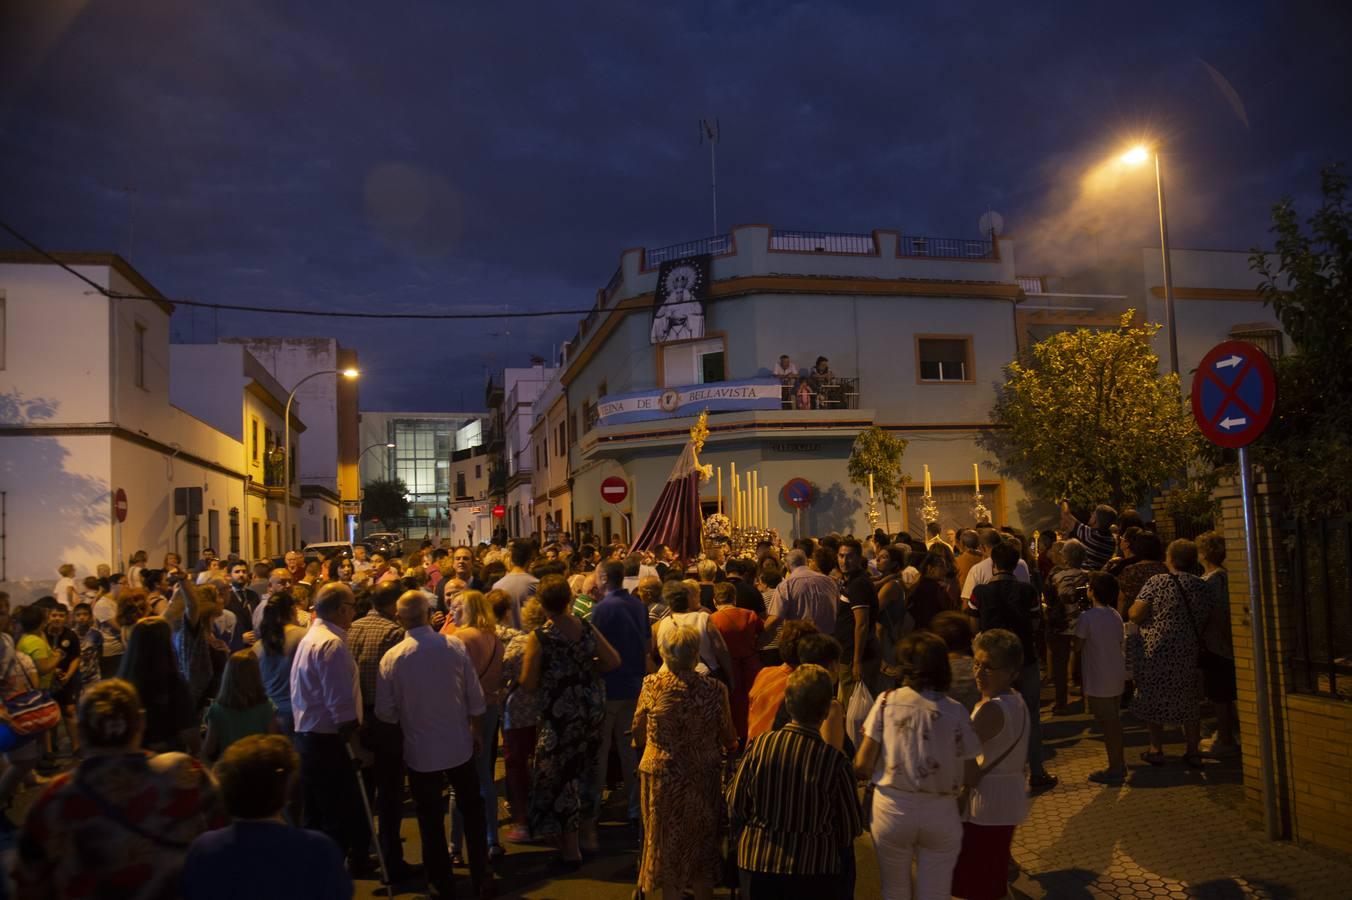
114 488 128 523
601 476 628 505
492 504 506 519
1190 340 1277 449
781 478 813 510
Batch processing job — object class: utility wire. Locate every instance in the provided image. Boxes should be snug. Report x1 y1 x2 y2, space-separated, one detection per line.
1 216 609 320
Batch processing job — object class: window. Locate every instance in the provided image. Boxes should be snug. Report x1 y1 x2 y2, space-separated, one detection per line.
661 337 726 387
229 508 240 555
917 336 973 383
570 412 579 446
1016 275 1044 294
0 291 6 370
323 517 329 541
456 472 467 498
474 464 481 479
289 444 297 481
1230 325 1284 360
134 322 147 388
250 418 260 464
251 520 261 557
556 422 565 455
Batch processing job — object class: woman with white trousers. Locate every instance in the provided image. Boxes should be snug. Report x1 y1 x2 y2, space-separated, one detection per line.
854 631 980 900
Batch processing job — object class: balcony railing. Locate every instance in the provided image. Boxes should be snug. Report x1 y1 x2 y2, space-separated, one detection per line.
779 375 860 410
644 233 733 268
898 235 996 259
770 229 877 254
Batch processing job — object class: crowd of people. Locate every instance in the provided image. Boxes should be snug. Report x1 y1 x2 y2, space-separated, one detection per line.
0 501 1236 899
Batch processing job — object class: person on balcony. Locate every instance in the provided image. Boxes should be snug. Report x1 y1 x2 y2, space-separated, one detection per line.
809 357 837 408
773 355 797 379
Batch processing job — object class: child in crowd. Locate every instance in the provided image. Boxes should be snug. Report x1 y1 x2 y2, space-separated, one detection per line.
1074 571 1127 784
72 602 103 689
43 602 82 756
201 650 277 764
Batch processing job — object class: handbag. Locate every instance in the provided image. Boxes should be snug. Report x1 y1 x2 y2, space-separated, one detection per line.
0 644 62 751
1171 574 1225 672
958 699 1027 817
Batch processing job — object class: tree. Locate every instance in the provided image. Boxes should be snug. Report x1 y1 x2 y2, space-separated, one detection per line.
361 478 410 531
988 312 1197 512
847 426 909 532
1251 163 1352 516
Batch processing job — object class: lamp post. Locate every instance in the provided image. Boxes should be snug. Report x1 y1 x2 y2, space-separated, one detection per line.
282 368 359 552
1121 144 1179 377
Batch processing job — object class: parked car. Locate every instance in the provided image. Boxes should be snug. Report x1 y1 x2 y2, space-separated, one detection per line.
300 541 368 565
363 532 403 557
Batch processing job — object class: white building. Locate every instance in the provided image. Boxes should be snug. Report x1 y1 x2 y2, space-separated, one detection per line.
493 364 556 538
223 337 360 545
0 253 297 602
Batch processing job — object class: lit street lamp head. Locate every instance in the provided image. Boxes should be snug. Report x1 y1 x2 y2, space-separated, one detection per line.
1121 145 1151 166
341 368 360 378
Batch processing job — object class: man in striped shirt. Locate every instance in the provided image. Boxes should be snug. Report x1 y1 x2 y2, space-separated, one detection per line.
1059 501 1118 570
727 664 862 897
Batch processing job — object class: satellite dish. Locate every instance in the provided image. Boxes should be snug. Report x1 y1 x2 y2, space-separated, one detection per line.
978 210 1005 238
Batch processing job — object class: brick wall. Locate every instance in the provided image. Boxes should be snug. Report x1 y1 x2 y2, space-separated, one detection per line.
1214 474 1352 854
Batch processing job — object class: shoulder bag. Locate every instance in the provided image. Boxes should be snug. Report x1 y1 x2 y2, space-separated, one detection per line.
1171 573 1226 674
0 645 62 751
958 698 1027 817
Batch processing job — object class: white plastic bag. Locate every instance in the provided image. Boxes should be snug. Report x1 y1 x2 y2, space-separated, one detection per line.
845 680 875 751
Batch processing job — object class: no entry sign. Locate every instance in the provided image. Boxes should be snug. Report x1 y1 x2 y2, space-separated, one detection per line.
113 488 128 523
782 478 813 509
601 476 628 505
1191 340 1276 449
492 504 506 519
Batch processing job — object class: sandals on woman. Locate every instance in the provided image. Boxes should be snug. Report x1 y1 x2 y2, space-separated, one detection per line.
1139 750 1167 767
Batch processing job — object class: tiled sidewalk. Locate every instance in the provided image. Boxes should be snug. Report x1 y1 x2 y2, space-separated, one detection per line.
1012 702 1352 899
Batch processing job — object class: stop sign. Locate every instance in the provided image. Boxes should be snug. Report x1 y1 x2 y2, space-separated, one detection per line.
492 504 506 519
113 488 128 523
601 476 628 505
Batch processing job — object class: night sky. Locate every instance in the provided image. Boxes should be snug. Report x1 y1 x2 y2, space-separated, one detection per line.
2 0 1349 410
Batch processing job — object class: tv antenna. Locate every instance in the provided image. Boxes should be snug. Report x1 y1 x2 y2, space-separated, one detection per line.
699 119 720 234
978 209 1005 239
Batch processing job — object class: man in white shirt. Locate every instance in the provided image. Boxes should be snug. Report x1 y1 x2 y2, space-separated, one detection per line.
961 528 1031 609
289 583 375 877
252 568 294 634
772 354 797 379
493 541 538 629
377 590 490 900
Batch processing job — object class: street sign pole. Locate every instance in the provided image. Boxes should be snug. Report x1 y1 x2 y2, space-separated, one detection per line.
1191 340 1279 841
1240 444 1279 840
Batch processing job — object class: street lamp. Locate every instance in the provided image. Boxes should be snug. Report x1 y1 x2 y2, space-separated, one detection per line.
282 368 359 552
1120 143 1179 377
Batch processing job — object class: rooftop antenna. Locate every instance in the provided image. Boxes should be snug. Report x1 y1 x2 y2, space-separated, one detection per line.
699 118 720 234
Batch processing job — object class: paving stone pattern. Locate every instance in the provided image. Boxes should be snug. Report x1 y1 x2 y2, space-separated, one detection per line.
1011 702 1352 899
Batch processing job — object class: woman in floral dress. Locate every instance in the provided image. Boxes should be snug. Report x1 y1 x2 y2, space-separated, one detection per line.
1128 539 1219 767
521 574 620 864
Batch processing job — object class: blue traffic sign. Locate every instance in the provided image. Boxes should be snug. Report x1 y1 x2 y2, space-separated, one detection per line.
782 478 814 509
1191 340 1276 449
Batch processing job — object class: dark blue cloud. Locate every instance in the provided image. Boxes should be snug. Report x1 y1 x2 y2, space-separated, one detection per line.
1 0 1348 409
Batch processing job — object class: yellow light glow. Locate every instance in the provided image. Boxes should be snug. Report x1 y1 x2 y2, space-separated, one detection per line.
341 368 360 378
1120 146 1150 166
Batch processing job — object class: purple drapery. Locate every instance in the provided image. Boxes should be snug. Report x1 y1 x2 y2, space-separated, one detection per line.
632 443 704 562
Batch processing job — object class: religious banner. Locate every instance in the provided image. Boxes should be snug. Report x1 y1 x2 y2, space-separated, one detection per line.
650 254 711 344
598 377 782 425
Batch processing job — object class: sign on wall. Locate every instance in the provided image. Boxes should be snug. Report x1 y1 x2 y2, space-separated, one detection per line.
650 255 711 345
598 378 782 425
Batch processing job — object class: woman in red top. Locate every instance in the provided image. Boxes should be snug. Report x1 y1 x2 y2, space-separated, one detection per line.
709 582 764 743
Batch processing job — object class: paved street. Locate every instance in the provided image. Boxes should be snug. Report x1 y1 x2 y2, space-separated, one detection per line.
350 696 1352 899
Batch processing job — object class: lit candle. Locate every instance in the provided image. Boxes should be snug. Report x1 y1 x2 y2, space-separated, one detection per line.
730 462 737 526
717 467 722 515
868 471 875 499
924 464 932 497
973 462 980 493
764 486 770 530
747 471 754 528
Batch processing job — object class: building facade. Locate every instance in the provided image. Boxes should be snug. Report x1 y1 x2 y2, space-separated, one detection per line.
529 366 571 541
557 224 1028 542
223 337 359 544
494 365 556 538
0 254 286 602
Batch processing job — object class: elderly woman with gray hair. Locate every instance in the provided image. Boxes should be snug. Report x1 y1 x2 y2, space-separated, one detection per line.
632 625 737 900
950 628 1030 900
1129 539 1219 767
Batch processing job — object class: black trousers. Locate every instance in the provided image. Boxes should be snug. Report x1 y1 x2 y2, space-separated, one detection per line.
359 713 406 866
296 731 372 865
408 759 489 896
